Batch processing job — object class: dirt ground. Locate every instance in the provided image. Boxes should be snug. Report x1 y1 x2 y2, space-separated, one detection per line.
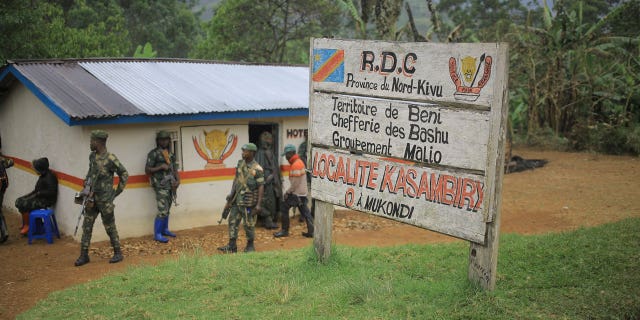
1 147 639 319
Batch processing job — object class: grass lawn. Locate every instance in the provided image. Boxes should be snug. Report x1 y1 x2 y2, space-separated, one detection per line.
19 218 640 319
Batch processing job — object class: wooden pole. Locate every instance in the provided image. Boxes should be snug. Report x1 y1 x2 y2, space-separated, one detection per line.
313 200 334 263
467 44 509 290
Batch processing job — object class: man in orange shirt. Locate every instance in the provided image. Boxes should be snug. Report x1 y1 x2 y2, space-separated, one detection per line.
274 144 313 238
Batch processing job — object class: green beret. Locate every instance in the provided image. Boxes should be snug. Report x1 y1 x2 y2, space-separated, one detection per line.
242 143 257 151
281 144 296 156
156 130 171 139
91 130 108 140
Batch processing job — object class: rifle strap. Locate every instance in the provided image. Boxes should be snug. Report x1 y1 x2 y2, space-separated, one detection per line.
237 161 250 191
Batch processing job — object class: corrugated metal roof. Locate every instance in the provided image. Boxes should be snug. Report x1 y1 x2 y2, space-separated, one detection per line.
11 62 143 119
78 60 309 115
0 59 310 124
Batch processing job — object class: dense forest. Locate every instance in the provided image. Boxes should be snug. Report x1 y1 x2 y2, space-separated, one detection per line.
1 0 639 155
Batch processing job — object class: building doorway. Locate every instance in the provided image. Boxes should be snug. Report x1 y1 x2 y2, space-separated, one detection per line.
249 123 279 153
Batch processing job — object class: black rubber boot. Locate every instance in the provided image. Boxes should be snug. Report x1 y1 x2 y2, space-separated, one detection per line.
301 210 314 238
244 239 255 252
217 238 237 253
109 247 123 263
74 249 90 267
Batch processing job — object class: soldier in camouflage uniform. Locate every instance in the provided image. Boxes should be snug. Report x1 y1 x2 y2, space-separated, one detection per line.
145 130 180 243
75 130 128 267
218 143 264 253
0 138 14 243
254 131 281 229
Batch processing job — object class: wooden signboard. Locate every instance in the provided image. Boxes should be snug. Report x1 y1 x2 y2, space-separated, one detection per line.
308 38 508 290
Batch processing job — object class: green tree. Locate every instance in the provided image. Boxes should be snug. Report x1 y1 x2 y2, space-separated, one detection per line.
0 0 129 63
507 0 640 153
191 0 343 64
436 0 530 42
118 0 202 58
133 42 158 58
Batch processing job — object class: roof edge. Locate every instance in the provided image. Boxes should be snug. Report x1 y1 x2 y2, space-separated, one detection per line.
70 108 309 126
6 58 307 68
0 65 72 125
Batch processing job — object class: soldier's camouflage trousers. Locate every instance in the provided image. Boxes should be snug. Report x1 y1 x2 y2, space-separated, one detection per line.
15 195 50 213
227 205 256 240
260 184 280 221
80 199 120 251
154 188 172 218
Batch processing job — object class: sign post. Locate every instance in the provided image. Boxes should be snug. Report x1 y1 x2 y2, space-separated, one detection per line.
308 38 508 290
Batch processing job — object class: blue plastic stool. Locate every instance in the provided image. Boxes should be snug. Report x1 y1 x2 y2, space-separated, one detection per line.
28 208 60 244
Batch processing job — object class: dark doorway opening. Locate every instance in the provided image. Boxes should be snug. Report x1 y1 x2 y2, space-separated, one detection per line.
249 123 279 153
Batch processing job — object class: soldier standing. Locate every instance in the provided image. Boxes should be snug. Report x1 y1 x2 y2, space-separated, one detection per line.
218 143 264 253
145 131 180 243
254 131 281 229
75 130 128 267
0 138 14 243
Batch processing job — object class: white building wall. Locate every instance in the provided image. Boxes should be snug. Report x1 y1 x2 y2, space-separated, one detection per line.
0 82 310 242
0 83 87 238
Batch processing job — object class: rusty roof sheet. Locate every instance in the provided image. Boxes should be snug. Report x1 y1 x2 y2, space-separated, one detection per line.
10 62 143 119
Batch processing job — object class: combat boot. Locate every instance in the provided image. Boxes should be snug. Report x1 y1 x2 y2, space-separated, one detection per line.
74 249 90 267
109 247 123 263
217 238 237 253
273 229 289 238
244 239 255 252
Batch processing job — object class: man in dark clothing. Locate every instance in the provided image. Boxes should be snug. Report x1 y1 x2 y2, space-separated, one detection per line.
15 157 58 235
254 131 281 229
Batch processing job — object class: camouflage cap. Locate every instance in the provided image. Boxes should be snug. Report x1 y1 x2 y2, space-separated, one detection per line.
91 130 108 140
242 143 258 151
281 144 296 156
156 130 171 139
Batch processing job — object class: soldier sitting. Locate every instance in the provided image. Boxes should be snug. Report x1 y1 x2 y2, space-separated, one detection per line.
15 157 58 235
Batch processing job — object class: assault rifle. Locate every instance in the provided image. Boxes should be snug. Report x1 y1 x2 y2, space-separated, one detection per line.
73 178 94 236
217 206 231 224
218 186 237 224
160 171 179 206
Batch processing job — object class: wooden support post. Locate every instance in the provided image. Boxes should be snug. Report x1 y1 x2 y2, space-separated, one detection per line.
468 218 501 290
313 200 334 263
467 43 509 290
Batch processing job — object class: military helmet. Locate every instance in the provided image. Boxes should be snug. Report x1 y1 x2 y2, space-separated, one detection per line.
156 130 171 139
242 143 258 152
91 130 108 140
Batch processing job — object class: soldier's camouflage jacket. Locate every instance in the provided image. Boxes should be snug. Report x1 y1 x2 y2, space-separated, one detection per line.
85 151 128 202
146 147 178 190
232 159 264 207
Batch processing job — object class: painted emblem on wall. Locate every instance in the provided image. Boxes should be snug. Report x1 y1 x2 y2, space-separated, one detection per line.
312 48 345 83
449 53 493 102
192 128 237 169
